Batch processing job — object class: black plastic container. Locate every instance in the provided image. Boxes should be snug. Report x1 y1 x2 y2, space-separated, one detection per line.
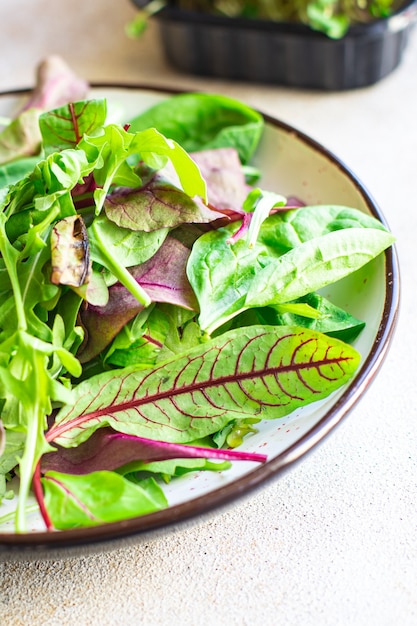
132 0 417 90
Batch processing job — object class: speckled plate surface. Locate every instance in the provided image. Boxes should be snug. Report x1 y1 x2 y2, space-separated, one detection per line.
0 85 399 560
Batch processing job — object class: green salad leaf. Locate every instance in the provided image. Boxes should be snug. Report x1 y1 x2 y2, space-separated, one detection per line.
0 84 395 533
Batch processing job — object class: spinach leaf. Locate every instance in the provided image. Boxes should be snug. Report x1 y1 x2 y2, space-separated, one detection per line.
0 157 40 192
246 228 395 308
42 471 167 529
258 204 389 252
128 93 264 164
225 293 366 343
187 223 275 334
188 207 395 334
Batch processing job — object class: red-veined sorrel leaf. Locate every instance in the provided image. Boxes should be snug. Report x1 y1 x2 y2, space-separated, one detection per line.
48 325 360 448
42 428 267 475
39 99 107 155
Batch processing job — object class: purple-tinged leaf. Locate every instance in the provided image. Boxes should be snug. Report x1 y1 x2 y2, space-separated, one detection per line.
48 325 360 448
77 285 143 364
191 147 250 215
22 56 89 113
0 56 90 166
129 236 198 309
78 237 197 362
104 165 219 232
42 427 267 475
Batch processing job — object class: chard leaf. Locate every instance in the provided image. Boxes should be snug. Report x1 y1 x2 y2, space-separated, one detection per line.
48 325 360 448
128 236 198 310
42 427 267 475
42 471 167 529
104 164 218 232
128 93 264 164
246 228 395 308
39 99 107 155
77 287 144 364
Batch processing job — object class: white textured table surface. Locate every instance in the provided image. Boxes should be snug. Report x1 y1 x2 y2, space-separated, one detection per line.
0 1 416 625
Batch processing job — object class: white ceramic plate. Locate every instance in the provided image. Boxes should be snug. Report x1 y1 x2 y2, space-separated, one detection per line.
0 86 399 559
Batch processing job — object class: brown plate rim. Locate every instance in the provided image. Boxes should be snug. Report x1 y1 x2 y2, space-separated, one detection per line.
0 84 400 557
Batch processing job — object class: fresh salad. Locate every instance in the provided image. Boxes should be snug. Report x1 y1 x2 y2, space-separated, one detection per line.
0 58 394 532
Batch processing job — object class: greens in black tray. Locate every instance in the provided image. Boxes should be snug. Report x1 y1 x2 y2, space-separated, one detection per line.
0 85 394 532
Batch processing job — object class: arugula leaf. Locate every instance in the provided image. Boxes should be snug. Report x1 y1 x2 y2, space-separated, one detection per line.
0 429 28 502
79 125 207 214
